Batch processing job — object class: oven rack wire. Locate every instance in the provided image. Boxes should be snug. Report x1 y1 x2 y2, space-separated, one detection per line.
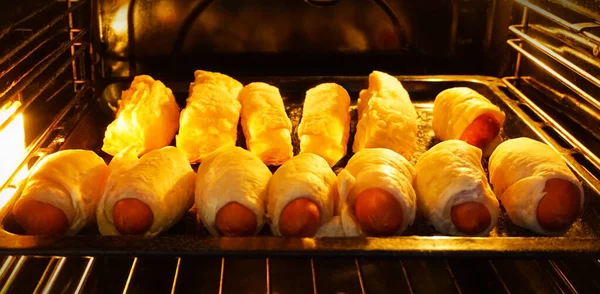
1 254 599 293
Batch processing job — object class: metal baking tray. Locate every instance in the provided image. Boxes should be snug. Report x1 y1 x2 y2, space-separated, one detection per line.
0 75 599 257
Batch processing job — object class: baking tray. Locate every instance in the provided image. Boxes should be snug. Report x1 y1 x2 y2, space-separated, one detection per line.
0 75 599 257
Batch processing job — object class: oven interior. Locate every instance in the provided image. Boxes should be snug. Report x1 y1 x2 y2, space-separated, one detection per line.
1 0 600 292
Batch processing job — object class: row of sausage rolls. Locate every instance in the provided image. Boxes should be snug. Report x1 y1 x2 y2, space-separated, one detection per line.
12 138 584 237
102 70 417 170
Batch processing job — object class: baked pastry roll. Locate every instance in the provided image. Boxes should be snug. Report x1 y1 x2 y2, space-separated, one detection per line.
102 75 180 156
337 148 416 236
239 82 293 166
433 87 506 154
297 83 351 167
196 146 272 236
353 71 418 159
414 140 500 236
489 137 584 235
97 146 195 236
13 150 109 235
267 153 337 237
177 70 243 163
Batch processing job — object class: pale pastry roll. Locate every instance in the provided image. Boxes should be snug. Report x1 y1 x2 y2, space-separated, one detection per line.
97 146 195 236
196 146 272 236
489 137 584 235
239 82 293 166
337 148 416 236
356 70 412 119
267 153 337 237
353 71 418 159
414 140 500 236
433 87 506 155
298 83 351 167
13 150 109 236
177 70 243 163
102 75 180 156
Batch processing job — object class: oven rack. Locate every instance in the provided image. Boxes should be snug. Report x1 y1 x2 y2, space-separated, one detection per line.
2 254 600 293
506 0 600 195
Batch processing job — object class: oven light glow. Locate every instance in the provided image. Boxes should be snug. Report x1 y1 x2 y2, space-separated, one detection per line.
0 101 28 189
111 5 129 35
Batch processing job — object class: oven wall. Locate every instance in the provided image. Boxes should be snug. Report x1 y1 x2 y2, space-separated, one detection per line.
94 0 513 78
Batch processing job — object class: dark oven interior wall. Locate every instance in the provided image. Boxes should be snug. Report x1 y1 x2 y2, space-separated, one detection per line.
93 0 514 79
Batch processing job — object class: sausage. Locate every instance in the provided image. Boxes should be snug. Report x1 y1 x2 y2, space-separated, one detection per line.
13 199 69 236
278 197 321 237
460 114 501 149
450 202 491 235
537 178 581 232
354 188 404 236
215 202 257 236
113 198 154 235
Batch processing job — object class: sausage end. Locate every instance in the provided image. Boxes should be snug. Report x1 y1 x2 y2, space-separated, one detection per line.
13 199 69 236
279 197 321 237
537 178 582 232
451 201 492 235
215 202 257 236
113 198 154 235
354 188 404 236
460 114 501 149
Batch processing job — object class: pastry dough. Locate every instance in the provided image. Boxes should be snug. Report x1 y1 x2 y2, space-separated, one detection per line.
97 146 195 236
102 75 180 156
239 82 293 166
433 87 506 154
298 83 351 167
195 146 272 236
177 70 243 163
414 140 500 236
266 153 337 236
337 148 416 236
353 71 418 159
489 137 584 235
16 150 109 235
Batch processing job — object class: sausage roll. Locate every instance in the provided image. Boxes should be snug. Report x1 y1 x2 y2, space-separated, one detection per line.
102 75 180 156
267 153 337 237
489 137 584 235
337 148 416 236
298 83 351 167
177 70 243 163
433 87 506 155
196 146 272 236
239 82 293 166
97 146 195 236
13 150 109 235
353 71 418 159
414 140 500 236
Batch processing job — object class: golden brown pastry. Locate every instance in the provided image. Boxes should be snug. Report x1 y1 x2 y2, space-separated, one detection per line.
239 82 293 166
177 70 243 163
102 75 180 156
297 83 351 167
353 71 418 160
13 150 109 235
